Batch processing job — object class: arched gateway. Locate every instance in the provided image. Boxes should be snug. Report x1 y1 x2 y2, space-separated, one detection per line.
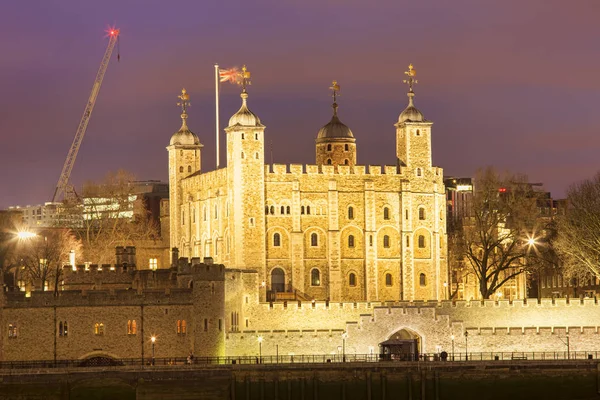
379 328 421 361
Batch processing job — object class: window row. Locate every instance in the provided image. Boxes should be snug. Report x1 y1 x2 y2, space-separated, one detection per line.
271 232 428 249
326 144 351 152
240 132 260 140
266 205 291 215
326 159 350 165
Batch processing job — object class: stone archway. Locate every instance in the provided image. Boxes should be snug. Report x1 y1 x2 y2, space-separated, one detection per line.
271 268 285 292
380 328 422 360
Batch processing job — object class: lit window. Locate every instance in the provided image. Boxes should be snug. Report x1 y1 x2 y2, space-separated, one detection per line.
149 258 158 271
311 233 318 247
273 233 281 247
420 273 426 287
384 207 390 220
94 323 104 336
127 320 137 335
311 269 321 286
348 206 354 220
385 273 392 287
349 273 357 287
8 323 17 338
419 208 426 220
383 235 390 248
418 235 425 248
348 235 355 248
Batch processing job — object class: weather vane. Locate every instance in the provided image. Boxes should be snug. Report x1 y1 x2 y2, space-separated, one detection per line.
177 88 190 114
329 80 340 103
240 65 251 92
403 64 418 92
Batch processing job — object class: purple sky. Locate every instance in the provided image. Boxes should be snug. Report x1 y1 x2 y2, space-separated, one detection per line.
1 0 599 209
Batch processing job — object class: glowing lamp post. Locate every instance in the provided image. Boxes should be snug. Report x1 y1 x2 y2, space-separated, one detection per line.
342 332 348 363
151 336 156 365
258 336 263 363
464 331 469 361
17 231 37 240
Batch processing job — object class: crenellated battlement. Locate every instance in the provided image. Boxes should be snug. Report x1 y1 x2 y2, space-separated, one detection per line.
265 163 403 177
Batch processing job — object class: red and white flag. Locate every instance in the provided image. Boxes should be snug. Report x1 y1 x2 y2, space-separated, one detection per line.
219 67 239 84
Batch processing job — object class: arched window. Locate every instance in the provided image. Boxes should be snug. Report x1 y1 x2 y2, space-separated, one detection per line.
265 206 269 215
384 207 390 220
255 133 259 140
281 206 285 214
306 206 311 215
416 129 421 136
369 235 373 246
270 206 275 215
344 159 349 165
348 235 355 248
327 144 332 151
255 152 259 159
327 159 332 165
405 209 409 219
187 165 191 173
182 320 187 334
301 206 305 215
348 206 354 220
349 273 357 287
179 166 183 173
286 206 291 214
385 273 392 286
273 233 281 247
311 232 318 247
416 168 422 177
383 235 390 248
419 208 426 220
177 320 182 334
418 235 426 248
131 320 137 335
311 269 321 286
241 152 245 159
419 273 426 287
345 144 349 151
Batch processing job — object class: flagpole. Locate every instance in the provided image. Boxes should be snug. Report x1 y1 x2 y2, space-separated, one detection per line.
215 63 220 169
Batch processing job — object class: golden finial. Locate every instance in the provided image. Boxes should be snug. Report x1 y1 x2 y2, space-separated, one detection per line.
329 80 340 104
177 88 190 114
403 64 418 93
240 65 252 92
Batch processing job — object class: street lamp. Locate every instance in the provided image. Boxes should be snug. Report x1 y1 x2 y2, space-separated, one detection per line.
451 335 455 361
443 281 448 300
464 331 468 361
151 336 156 365
17 231 37 240
566 332 570 360
258 336 263 363
342 332 348 362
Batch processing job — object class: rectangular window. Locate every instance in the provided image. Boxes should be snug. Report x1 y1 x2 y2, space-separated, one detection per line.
204 318 208 332
245 319 249 328
8 323 17 338
149 258 158 271
219 319 222 332
94 323 104 336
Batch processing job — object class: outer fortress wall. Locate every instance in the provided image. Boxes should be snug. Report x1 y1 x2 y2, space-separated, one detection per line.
229 299 600 357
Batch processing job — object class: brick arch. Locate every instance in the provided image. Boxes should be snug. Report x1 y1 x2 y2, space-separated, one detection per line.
303 226 327 258
266 226 291 259
78 350 123 361
340 225 364 259
376 225 400 257
413 228 432 259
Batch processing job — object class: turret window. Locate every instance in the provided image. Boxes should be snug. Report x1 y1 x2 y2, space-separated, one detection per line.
344 159 349 165
311 269 321 286
241 133 245 140
327 144 332 151
383 235 390 248
416 129 421 136
273 233 281 247
416 168 422 177
349 273 357 287
348 235 355 248
310 233 318 247
255 133 259 140
385 273 393 287
384 207 390 220
348 206 354 220
345 144 349 151
327 159 332 165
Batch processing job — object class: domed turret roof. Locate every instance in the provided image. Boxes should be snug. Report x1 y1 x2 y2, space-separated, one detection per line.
228 92 262 127
316 103 355 142
169 88 201 146
398 92 425 123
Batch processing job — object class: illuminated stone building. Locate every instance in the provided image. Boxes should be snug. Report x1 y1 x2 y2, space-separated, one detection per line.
168 67 448 302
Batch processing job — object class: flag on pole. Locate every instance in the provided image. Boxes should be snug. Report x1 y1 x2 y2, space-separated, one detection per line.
219 67 240 84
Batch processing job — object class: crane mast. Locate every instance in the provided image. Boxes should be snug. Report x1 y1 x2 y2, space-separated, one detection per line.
52 29 120 202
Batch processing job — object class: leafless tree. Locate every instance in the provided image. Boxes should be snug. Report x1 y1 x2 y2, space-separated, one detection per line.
452 167 544 299
554 172 600 279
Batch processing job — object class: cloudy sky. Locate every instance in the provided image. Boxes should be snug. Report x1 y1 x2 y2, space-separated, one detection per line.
1 0 599 208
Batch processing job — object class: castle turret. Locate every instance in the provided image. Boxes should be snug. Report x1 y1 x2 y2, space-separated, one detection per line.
167 89 202 255
316 81 356 167
192 262 226 357
225 67 267 274
395 65 432 169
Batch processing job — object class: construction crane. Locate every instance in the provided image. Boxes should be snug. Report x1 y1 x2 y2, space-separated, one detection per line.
52 28 120 202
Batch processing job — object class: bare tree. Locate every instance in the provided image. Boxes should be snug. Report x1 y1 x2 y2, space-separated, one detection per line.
554 172 600 279
59 170 159 264
14 228 82 295
452 167 543 299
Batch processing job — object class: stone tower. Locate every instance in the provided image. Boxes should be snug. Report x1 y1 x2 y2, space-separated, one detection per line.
225 68 267 276
395 64 446 300
192 262 226 357
167 89 202 256
315 81 356 167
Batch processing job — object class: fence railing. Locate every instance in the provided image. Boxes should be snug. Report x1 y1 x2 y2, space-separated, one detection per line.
0 351 598 371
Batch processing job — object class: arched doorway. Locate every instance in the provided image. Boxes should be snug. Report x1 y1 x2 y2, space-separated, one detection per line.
271 268 285 292
379 328 422 361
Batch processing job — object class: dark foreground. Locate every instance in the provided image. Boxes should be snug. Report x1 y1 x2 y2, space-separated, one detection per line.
1 360 600 400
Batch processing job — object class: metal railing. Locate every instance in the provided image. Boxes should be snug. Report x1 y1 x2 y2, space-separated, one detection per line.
0 351 598 371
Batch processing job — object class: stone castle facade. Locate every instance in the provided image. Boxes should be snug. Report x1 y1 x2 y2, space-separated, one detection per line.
168 78 447 302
